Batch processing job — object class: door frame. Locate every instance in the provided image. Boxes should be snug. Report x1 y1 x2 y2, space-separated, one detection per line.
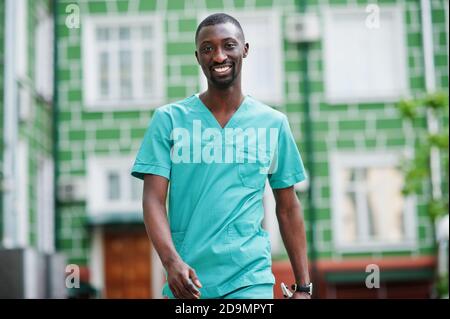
89 226 164 298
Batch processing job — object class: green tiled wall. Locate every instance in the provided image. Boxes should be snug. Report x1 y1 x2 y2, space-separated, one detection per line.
53 0 448 265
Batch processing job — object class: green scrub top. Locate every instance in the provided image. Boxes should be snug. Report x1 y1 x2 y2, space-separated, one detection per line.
131 94 307 298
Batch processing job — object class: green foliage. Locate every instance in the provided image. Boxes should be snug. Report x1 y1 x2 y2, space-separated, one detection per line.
397 91 449 203
423 91 448 111
397 91 449 298
401 143 430 195
428 133 449 149
437 273 449 298
398 99 418 120
428 199 447 222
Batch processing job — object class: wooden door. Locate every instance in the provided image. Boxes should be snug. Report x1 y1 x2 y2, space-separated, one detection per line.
103 227 152 298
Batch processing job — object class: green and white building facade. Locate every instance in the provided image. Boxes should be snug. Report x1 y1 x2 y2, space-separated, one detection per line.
1 0 448 298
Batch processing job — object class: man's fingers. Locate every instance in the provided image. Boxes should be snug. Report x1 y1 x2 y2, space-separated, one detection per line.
169 283 181 299
174 282 189 299
184 278 200 299
189 268 203 288
176 277 194 299
171 280 189 299
168 264 201 299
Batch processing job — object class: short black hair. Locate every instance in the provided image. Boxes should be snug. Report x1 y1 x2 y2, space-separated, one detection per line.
195 13 245 44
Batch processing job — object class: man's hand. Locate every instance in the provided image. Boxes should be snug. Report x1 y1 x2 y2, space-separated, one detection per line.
290 291 311 299
166 258 203 299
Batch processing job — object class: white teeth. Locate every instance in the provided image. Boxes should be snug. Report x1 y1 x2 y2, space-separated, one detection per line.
214 66 231 73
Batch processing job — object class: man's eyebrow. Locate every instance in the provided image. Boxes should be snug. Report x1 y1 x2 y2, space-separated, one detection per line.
221 37 238 42
199 40 212 46
199 37 239 46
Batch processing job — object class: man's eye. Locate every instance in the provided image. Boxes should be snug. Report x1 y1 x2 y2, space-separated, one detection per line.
202 46 213 52
226 43 237 49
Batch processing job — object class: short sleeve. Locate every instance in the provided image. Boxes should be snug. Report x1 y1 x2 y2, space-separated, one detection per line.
268 115 307 189
131 109 172 181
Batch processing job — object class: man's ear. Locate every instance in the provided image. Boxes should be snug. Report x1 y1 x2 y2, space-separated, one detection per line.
195 51 199 63
243 43 249 58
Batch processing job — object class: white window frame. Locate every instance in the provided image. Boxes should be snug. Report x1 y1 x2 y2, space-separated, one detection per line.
330 151 417 252
197 10 284 105
35 4 54 102
16 0 32 121
82 14 165 110
322 5 409 104
16 0 27 79
87 156 143 216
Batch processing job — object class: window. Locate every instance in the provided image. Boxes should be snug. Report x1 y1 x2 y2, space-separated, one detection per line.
87 157 143 215
82 15 165 109
330 152 417 251
35 5 54 101
16 0 27 79
107 171 121 200
199 10 284 105
322 6 409 103
17 0 31 120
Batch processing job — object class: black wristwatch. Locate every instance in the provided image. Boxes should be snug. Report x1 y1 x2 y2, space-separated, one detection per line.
292 283 313 295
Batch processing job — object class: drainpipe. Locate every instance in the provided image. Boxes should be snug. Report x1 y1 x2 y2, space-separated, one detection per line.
420 0 444 297
52 0 60 251
420 0 442 202
2 0 19 248
297 0 318 288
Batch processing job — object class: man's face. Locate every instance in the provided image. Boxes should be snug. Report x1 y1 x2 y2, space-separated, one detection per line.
195 22 249 89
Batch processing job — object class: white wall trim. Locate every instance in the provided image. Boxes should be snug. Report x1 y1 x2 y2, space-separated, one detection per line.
35 5 54 100
3 0 20 248
90 227 105 296
37 156 55 253
151 246 164 299
16 0 28 78
17 141 29 247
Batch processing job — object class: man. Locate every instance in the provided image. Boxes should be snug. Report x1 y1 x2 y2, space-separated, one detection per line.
131 13 311 299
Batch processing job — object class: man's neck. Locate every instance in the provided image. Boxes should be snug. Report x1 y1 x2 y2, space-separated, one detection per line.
200 85 245 113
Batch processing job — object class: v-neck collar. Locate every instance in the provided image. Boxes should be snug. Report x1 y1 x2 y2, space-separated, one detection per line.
194 93 249 130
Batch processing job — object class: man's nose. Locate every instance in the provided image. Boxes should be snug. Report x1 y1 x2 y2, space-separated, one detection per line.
213 48 227 63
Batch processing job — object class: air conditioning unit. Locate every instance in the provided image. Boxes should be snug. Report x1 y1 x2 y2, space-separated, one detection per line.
58 177 86 202
285 14 320 43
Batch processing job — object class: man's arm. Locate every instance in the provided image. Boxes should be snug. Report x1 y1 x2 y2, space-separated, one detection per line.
273 186 311 299
142 174 202 299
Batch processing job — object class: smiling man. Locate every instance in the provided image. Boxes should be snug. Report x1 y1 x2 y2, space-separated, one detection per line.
131 13 311 299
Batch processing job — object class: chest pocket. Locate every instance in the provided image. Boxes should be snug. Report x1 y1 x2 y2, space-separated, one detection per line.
237 147 270 189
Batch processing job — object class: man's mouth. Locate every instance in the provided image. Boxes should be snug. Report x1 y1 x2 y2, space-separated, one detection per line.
211 64 232 75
